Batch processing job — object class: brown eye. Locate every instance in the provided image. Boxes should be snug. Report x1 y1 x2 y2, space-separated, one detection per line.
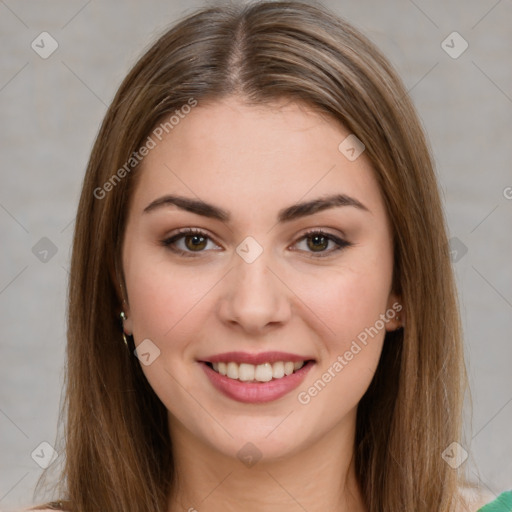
306 233 329 252
184 233 208 251
293 230 352 258
162 228 220 257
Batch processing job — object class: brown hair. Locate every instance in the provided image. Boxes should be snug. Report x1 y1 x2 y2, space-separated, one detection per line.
33 1 470 510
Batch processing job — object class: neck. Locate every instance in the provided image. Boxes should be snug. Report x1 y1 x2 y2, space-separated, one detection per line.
167 409 367 512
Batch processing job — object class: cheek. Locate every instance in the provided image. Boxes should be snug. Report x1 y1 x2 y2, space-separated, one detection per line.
124 248 228 349
293 270 391 417
298 256 393 345
126 263 173 338
292 252 394 408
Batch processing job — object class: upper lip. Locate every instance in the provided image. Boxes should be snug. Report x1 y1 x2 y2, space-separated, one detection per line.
199 351 315 365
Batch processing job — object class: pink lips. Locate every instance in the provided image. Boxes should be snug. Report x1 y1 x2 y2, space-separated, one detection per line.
198 355 315 404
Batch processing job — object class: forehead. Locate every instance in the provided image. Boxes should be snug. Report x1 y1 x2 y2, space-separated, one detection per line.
129 96 385 221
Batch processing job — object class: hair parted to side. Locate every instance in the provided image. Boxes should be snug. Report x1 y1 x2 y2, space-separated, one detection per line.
32 1 470 511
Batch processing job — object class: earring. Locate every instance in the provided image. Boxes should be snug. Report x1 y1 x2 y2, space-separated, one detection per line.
120 311 129 348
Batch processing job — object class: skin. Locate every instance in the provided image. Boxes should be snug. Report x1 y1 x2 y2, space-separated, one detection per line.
121 96 401 512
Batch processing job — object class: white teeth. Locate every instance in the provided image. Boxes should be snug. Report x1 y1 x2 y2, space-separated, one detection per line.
226 362 238 379
284 362 294 376
209 360 307 382
238 363 255 382
272 361 285 379
255 363 273 382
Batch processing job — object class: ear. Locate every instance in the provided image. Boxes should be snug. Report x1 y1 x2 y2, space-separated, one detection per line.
385 292 404 331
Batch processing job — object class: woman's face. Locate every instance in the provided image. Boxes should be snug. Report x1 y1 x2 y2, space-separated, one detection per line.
122 96 400 461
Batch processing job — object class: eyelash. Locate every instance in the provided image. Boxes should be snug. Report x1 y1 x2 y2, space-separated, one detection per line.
161 228 352 258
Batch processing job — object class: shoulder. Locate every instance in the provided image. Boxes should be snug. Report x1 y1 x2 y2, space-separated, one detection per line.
455 484 497 512
456 485 512 512
477 490 512 511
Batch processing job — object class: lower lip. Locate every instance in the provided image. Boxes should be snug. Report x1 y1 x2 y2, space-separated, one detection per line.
199 361 315 403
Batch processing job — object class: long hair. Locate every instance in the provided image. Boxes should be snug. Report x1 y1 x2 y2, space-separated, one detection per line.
33 2 469 510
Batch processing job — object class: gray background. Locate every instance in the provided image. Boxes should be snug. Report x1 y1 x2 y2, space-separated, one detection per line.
1 0 511 510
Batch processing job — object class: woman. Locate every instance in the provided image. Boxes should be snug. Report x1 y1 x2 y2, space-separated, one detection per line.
26 1 511 511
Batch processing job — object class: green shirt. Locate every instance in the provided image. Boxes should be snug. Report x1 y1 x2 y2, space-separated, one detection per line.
478 490 512 511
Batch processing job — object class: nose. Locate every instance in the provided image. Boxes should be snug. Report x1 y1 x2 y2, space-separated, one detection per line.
217 250 292 335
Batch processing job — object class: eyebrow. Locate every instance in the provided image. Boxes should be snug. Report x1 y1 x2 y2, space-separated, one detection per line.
143 193 369 222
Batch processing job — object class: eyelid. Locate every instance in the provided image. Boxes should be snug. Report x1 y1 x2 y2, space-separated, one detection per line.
161 228 221 257
161 227 352 258
289 228 352 258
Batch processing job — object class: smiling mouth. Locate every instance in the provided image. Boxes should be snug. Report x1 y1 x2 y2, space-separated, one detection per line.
204 360 314 383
